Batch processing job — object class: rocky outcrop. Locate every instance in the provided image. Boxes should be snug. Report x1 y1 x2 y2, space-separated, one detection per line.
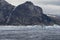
0 0 15 25
7 1 54 25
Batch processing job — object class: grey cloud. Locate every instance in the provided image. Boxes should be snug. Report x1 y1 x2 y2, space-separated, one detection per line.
37 0 60 6
41 5 60 15
5 0 60 6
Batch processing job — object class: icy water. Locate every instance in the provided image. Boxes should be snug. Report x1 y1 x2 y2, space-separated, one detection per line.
0 25 60 40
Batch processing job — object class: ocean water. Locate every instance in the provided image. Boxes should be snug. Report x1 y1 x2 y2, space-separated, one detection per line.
0 25 60 40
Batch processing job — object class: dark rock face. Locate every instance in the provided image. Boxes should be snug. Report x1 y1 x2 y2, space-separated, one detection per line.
0 0 14 25
8 1 54 25
49 15 60 25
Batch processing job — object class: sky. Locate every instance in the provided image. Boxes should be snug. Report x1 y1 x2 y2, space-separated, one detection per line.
5 0 60 15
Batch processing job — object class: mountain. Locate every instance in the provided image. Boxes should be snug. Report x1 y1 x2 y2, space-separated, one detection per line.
0 0 15 25
7 1 54 25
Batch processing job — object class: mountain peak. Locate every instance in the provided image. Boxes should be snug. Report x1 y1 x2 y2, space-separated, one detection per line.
25 1 33 5
24 1 34 6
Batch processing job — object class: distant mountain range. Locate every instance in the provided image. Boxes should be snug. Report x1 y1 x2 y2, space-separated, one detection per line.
0 0 60 25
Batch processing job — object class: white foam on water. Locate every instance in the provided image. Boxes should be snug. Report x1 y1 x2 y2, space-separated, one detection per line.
0 25 60 30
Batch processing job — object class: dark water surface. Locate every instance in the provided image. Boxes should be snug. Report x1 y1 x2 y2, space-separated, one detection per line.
0 26 60 40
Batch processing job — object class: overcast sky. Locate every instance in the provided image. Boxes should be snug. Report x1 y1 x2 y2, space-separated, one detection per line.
5 0 60 15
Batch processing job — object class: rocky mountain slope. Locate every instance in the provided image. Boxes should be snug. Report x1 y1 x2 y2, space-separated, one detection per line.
1 0 59 25
47 14 60 25
0 0 14 25
7 1 54 25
